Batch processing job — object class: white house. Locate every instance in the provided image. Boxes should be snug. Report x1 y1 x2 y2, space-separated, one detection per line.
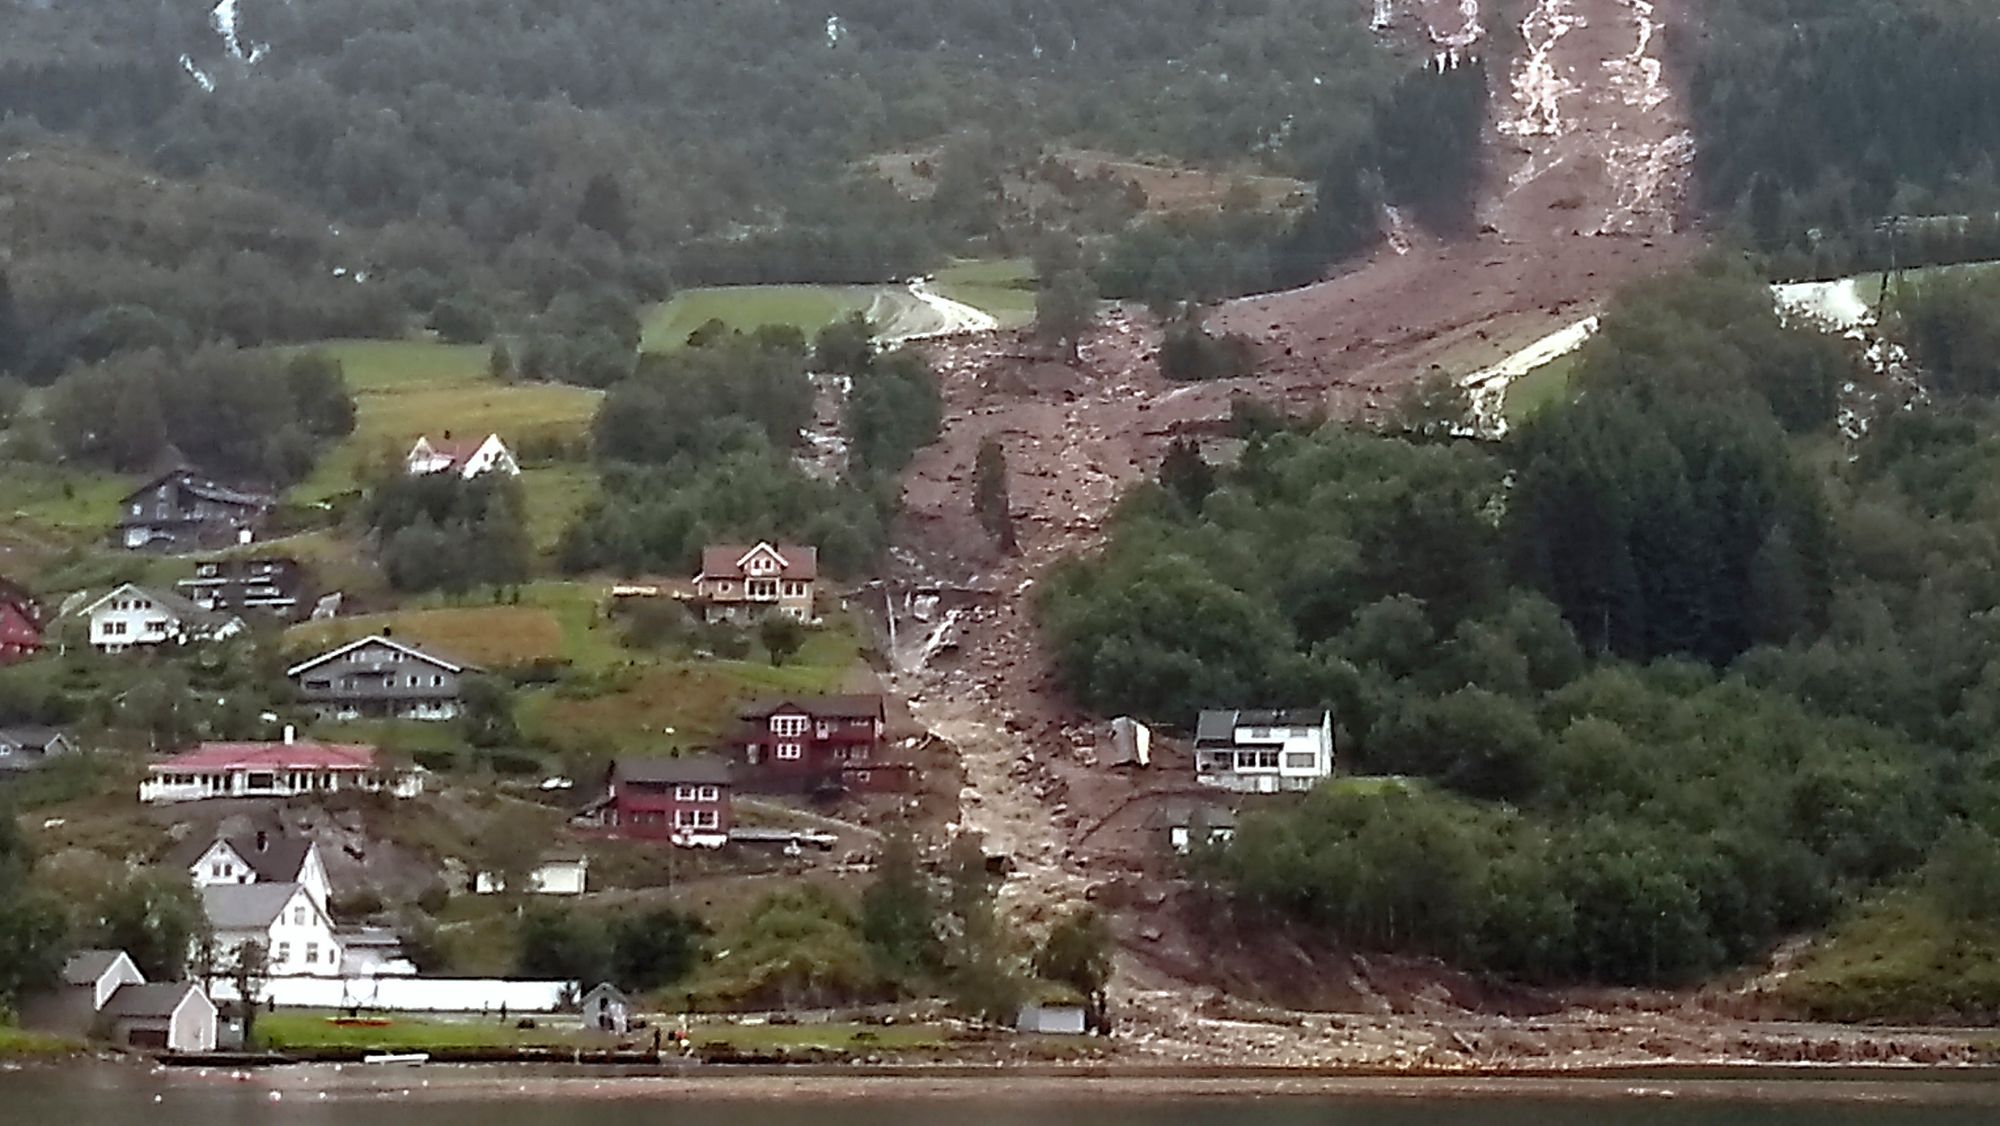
20 950 216 1054
139 732 424 803
178 829 331 912
78 583 242 654
201 883 343 977
406 433 519 479
1192 709 1335 794
474 855 588 897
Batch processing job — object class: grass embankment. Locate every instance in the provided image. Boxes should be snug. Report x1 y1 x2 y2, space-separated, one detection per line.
0 1025 82 1058
934 258 1036 328
693 1021 948 1052
1777 894 2000 1023
642 287 878 352
1503 353 1580 424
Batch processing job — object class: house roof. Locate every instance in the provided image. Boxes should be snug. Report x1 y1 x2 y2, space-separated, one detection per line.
581 982 630 1004
102 982 202 1020
284 634 470 677
1195 709 1330 741
612 755 735 787
61 949 132 987
698 542 819 581
168 830 313 883
201 882 307 930
119 468 273 511
0 726 66 752
77 583 240 631
738 694 883 721
150 741 378 774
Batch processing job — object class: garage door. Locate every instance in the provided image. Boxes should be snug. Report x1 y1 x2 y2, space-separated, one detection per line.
127 1028 168 1050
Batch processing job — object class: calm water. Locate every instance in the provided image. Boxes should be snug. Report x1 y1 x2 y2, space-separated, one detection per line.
8 1065 2000 1125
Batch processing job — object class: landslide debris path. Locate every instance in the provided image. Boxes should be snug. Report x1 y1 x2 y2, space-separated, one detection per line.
888 0 1719 1063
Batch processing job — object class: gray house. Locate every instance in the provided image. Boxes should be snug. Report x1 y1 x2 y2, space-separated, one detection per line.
0 726 76 779
285 635 472 721
20 949 217 1053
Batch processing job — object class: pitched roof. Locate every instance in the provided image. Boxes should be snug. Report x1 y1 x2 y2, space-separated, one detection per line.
0 726 66 752
61 950 132 987
414 435 484 466
738 694 883 721
170 830 313 883
1195 709 1330 742
284 633 469 677
612 754 735 786
150 741 378 774
698 542 819 581
102 982 202 1020
202 882 307 930
118 468 273 511
77 583 240 631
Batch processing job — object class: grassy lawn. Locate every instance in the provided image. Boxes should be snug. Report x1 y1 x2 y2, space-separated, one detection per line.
0 462 133 537
256 1010 596 1051
519 465 599 554
0 1025 80 1058
935 258 1037 328
291 339 601 503
284 603 567 667
642 286 879 352
1503 353 1579 424
1777 893 2000 1023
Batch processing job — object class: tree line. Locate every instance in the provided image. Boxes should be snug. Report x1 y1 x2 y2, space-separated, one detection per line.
1047 258 2000 987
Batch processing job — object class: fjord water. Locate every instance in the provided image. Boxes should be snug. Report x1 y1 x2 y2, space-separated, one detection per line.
9 1067 2000 1126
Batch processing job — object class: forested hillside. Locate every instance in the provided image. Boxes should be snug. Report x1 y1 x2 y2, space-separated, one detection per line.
1044 258 2000 1003
0 0 1489 375
1688 0 2000 278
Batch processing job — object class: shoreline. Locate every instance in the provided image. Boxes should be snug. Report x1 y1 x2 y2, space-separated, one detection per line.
120 1059 2000 1107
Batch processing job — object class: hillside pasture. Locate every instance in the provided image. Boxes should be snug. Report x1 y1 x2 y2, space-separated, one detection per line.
642 286 878 352
285 604 566 667
934 258 1037 328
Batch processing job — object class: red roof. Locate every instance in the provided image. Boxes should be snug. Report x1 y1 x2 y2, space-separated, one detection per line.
698 543 818 581
148 741 378 773
418 436 482 468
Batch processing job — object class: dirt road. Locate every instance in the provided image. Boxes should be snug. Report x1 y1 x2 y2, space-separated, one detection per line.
886 0 1718 1060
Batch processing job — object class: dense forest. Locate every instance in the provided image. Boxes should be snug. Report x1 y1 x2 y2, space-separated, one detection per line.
0 0 1490 373
1043 258 2000 998
1688 0 2000 278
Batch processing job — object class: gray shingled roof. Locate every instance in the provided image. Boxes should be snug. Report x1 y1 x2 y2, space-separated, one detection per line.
61 950 130 986
201 882 303 930
1194 709 1330 743
167 830 311 884
102 982 200 1019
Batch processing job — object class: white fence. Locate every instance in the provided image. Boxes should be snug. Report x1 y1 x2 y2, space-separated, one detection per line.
211 976 577 1013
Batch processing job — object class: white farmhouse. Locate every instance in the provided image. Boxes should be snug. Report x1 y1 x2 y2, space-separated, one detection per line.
78 582 242 654
201 883 343 977
139 731 424 804
177 829 332 912
1192 709 1335 794
406 432 519 479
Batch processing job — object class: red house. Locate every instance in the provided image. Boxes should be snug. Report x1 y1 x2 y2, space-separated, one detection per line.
735 695 910 794
572 756 733 848
0 579 42 666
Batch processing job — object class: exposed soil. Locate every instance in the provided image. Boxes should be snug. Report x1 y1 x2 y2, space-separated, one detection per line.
865 0 1994 1071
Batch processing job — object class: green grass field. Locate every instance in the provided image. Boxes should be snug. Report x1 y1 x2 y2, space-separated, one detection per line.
256 1010 597 1051
292 339 601 504
0 1025 79 1058
642 286 878 352
1503 353 1580 424
935 258 1037 328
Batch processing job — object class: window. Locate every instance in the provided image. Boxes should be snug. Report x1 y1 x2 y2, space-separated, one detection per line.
432 675 444 687
1285 752 1319 771
675 810 719 829
674 785 697 801
776 742 802 760
306 944 319 965
697 785 719 802
292 906 307 925
748 579 778 599
276 942 291 964
771 715 809 737
211 863 226 877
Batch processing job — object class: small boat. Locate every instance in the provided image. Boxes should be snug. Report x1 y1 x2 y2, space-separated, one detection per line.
360 1052 430 1065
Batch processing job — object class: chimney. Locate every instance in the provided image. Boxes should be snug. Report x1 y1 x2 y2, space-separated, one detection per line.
282 724 296 745
255 830 269 853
